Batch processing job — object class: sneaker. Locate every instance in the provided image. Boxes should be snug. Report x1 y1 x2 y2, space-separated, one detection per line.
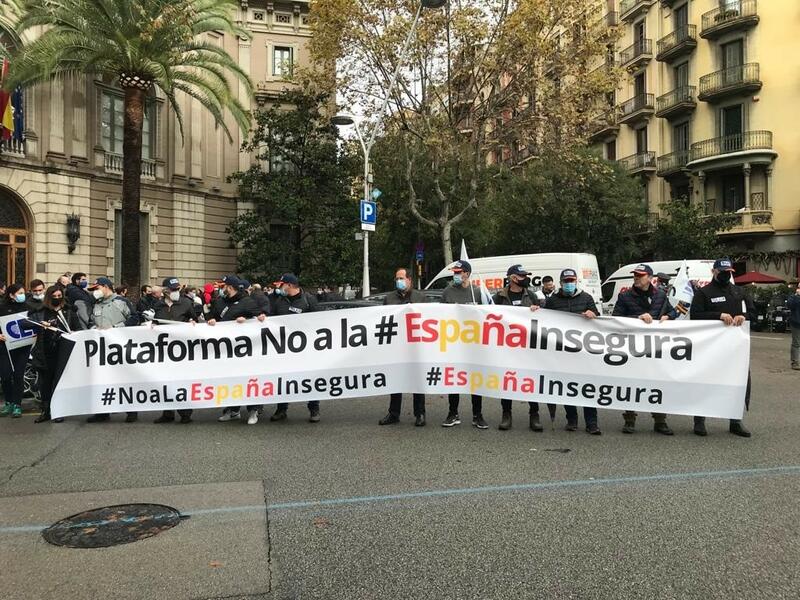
442 413 461 427
53 418 64 423
729 420 751 438
415 414 426 427
247 410 259 425
11 404 22 418
379 413 400 426
0 403 13 417
154 414 174 424
654 421 674 436
622 422 636 434
565 420 578 432
793 363 800 371
270 409 287 422
218 411 240 422
472 415 489 430
87 414 110 423
125 413 138 423
498 411 512 431
35 413 51 424
179 415 192 424
586 423 602 435
309 408 321 423
529 413 543 432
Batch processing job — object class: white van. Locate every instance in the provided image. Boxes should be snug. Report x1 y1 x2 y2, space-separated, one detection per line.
601 259 716 315
426 253 603 309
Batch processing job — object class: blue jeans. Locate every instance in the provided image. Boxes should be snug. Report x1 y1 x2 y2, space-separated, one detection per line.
564 405 598 426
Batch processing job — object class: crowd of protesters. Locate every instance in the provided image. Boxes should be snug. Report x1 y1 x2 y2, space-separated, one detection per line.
0 257 759 438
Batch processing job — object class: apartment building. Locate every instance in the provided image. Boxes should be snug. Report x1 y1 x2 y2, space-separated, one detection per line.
591 0 800 277
0 0 311 288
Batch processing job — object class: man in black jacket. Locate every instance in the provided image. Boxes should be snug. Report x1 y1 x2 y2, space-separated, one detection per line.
153 277 197 424
493 264 544 432
379 267 427 426
689 258 752 438
546 269 602 435
269 273 321 423
612 264 674 436
209 275 265 424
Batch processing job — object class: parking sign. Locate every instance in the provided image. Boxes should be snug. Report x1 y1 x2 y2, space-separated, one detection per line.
360 200 377 231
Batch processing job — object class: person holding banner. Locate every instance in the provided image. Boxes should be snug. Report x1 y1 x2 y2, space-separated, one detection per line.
545 269 602 435
788 283 800 370
493 264 544 432
441 260 490 429
269 273 321 424
379 267 427 427
0 284 31 418
153 277 197 424
29 286 70 423
690 258 752 438
209 275 265 425
612 264 674 436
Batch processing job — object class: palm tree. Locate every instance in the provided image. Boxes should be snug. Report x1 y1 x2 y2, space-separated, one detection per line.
0 0 24 58
3 0 254 294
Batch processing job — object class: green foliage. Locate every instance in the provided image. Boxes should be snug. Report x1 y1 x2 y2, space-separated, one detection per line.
228 88 361 287
648 200 732 261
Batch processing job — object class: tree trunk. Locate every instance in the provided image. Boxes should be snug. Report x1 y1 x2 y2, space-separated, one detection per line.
441 221 453 265
121 86 146 299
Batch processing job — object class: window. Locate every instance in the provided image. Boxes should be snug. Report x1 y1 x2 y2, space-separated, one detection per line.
635 127 648 154
634 73 646 97
606 140 616 161
114 209 150 283
273 46 293 78
721 40 743 78
721 104 743 151
722 173 745 212
674 62 689 89
673 122 690 152
674 3 689 28
101 92 155 158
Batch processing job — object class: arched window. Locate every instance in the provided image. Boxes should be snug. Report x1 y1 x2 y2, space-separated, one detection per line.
0 189 30 285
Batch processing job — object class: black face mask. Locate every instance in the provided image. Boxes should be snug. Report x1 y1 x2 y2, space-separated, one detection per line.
512 277 530 288
52 298 63 307
715 271 732 285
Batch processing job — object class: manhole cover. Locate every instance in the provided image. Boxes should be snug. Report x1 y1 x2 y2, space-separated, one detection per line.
42 503 182 548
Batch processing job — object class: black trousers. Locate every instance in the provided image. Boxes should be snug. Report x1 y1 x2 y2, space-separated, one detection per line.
276 401 320 412
160 409 193 419
388 393 425 417
564 405 598 426
37 367 55 416
500 400 539 414
0 346 29 406
448 394 482 416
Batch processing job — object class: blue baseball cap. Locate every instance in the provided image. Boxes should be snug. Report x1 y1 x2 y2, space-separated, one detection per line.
631 264 654 276
451 260 472 273
162 277 181 290
221 274 243 288
274 273 300 286
89 276 114 289
560 268 578 281
713 258 734 271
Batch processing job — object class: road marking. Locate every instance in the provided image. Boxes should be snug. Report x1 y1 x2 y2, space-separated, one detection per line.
752 335 789 341
2 465 799 535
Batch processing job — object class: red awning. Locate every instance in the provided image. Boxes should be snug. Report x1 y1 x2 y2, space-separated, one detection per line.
735 271 786 284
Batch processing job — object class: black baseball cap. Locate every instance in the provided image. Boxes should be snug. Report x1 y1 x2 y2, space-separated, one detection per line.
451 260 472 274
560 269 577 281
507 264 529 277
631 264 654 276
162 277 181 291
274 273 300 286
89 277 114 289
713 258 734 271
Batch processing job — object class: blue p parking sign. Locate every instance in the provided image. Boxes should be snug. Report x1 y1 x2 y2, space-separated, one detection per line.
360 200 377 231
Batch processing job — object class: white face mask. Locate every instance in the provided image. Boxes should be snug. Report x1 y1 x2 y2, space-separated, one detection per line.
92 289 104 300
32 293 45 301
169 291 180 302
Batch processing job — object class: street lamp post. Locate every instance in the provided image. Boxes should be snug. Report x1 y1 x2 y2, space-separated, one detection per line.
333 0 447 298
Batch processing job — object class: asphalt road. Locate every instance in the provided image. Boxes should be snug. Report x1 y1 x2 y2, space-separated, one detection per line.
1 333 799 600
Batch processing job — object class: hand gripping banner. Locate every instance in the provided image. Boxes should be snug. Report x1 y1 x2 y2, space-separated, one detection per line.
50 305 750 420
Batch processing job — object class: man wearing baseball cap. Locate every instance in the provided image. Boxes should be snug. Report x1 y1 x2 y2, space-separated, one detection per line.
153 277 196 424
441 260 492 429
690 258 752 437
493 264 544 432
269 273 322 423
544 268 602 434
612 264 673 435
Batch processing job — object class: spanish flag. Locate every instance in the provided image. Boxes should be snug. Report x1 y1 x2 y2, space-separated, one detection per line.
0 59 14 140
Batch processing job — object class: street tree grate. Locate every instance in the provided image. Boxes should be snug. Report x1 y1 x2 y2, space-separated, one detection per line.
41 503 183 548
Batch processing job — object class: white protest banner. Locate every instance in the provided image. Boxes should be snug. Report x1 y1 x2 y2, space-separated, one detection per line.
50 305 750 420
0 311 37 351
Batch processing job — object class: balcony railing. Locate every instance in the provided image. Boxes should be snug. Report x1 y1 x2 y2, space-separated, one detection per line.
656 86 696 118
701 0 759 39
618 151 656 173
689 130 773 162
619 39 653 67
620 0 655 21
589 107 620 140
656 24 697 61
698 63 761 101
619 93 655 121
0 138 25 158
104 152 157 178
656 150 690 176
